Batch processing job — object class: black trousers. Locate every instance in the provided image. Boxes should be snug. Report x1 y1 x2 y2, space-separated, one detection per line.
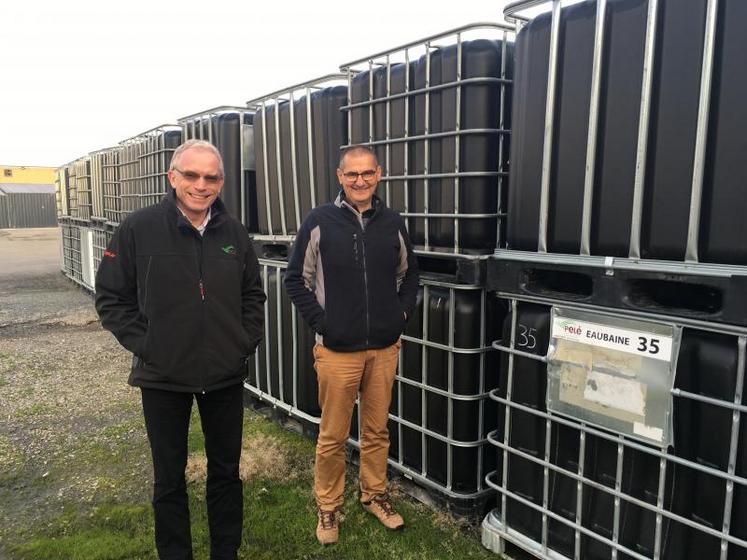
141 383 244 560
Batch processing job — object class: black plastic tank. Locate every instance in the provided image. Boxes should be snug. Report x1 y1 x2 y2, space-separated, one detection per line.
640 0 707 260
150 129 183 208
422 286 503 491
350 62 413 227
666 329 746 559
354 284 504 495
507 0 747 265
505 13 551 253
246 264 319 418
495 302 747 559
350 39 511 254
411 39 510 253
507 0 647 255
699 0 747 264
214 112 258 230
253 86 348 235
494 303 550 543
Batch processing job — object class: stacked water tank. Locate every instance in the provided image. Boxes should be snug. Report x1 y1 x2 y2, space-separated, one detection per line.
57 157 92 289
243 74 349 428
481 1 747 559
341 23 515 510
89 147 119 282
57 125 183 291
179 106 256 228
118 125 182 221
240 23 517 512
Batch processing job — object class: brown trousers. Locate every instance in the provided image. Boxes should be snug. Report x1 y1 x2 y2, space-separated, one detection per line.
313 341 400 510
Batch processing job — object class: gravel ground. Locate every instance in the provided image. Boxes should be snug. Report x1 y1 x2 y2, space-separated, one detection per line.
0 261 147 550
0 230 308 555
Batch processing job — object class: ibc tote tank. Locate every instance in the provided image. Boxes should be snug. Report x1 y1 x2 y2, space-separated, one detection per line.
506 0 747 265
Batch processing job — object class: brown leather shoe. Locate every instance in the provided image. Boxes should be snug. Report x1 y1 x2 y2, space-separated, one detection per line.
316 508 339 545
362 494 405 530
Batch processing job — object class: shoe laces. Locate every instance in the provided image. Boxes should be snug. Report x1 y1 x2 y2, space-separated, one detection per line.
372 495 397 517
319 509 337 530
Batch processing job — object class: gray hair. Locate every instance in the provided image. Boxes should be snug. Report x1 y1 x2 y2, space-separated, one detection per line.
169 139 225 177
338 144 379 169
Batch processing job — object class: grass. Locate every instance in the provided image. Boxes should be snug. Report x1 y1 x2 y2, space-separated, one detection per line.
5 408 498 560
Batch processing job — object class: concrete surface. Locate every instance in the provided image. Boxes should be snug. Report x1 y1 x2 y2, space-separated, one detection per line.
0 227 93 329
0 227 61 278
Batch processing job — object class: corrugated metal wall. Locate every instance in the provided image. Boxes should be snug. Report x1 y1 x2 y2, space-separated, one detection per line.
0 193 9 229
0 193 57 228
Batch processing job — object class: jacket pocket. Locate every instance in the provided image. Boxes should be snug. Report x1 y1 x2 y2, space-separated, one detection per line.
138 322 153 364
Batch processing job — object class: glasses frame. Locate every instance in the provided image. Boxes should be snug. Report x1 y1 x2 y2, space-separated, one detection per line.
172 167 224 186
340 169 378 182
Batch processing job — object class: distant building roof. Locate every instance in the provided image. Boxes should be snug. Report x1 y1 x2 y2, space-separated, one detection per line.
0 183 55 194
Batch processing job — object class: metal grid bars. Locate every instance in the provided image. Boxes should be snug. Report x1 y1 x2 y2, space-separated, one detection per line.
246 74 349 240
64 161 79 219
89 148 118 221
339 22 515 257
243 259 321 425
54 167 69 218
504 0 747 268
482 294 747 560
91 225 114 280
118 125 182 220
347 279 505 500
72 158 93 221
60 219 83 286
100 148 121 225
179 106 255 228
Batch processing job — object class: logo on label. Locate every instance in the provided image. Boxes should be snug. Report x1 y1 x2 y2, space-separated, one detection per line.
103 250 117 259
222 244 236 255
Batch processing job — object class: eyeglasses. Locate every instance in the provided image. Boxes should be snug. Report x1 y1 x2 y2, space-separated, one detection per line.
341 169 377 182
173 168 223 185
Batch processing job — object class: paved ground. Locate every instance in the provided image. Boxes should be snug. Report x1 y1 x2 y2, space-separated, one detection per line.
0 227 93 330
0 228 62 278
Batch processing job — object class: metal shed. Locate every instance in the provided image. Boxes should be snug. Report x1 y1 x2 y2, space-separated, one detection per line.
0 184 57 228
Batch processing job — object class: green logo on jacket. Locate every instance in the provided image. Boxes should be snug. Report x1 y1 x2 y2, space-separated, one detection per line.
222 244 236 255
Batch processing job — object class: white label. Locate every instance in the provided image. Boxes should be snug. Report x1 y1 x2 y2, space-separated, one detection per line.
633 422 664 442
552 317 673 362
583 370 646 417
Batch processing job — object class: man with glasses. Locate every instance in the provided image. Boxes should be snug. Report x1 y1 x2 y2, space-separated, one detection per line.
95 139 266 559
285 145 419 545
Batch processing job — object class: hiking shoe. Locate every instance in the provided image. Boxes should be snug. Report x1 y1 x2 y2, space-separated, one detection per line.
316 508 339 545
362 494 404 530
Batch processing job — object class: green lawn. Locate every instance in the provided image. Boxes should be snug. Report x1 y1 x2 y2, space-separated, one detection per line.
8 408 498 560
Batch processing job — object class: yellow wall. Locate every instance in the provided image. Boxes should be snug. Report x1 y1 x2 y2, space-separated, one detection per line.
0 166 56 185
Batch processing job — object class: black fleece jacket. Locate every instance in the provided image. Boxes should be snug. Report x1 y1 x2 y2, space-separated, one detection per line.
284 193 419 351
95 190 266 393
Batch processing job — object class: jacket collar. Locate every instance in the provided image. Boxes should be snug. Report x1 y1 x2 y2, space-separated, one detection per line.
162 188 228 232
334 190 383 216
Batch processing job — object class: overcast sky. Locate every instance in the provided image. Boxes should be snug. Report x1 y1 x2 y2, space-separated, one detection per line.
0 0 521 167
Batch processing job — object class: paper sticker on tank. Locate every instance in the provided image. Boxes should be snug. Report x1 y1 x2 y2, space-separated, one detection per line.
633 422 664 442
583 370 646 417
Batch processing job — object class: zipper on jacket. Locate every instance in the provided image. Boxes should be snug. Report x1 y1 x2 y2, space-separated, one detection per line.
342 201 373 347
360 228 370 346
143 256 153 311
195 233 207 393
